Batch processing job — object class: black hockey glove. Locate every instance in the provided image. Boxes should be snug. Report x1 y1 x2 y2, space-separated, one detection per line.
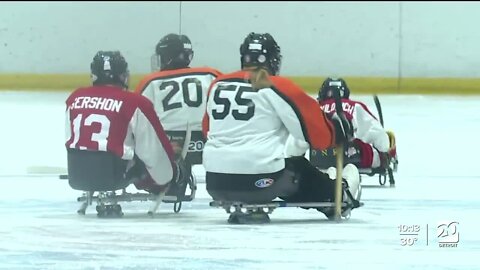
329 112 353 145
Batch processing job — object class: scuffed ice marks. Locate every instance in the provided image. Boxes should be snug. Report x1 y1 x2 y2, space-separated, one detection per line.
0 93 479 269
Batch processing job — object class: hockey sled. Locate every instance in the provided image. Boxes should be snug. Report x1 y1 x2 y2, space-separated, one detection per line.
66 123 199 217
310 94 398 186
66 148 197 217
209 200 363 224
310 145 397 186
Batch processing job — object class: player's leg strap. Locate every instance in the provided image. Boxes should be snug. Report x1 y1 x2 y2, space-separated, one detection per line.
344 185 361 208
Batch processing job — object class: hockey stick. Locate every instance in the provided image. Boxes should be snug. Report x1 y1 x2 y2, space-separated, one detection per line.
373 95 384 127
148 121 192 215
373 95 397 186
25 166 69 180
332 90 345 222
180 121 192 161
26 166 67 175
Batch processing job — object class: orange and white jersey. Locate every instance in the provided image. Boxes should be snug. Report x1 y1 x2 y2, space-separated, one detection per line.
202 70 335 174
135 67 222 131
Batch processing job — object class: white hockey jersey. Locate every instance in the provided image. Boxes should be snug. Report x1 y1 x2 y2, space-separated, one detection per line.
135 67 222 131
202 71 335 174
320 99 390 152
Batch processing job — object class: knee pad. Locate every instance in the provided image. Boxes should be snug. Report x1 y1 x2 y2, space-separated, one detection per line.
342 164 361 202
352 139 374 168
325 164 361 203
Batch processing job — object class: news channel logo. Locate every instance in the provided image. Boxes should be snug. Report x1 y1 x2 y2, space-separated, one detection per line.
397 221 460 247
437 221 459 248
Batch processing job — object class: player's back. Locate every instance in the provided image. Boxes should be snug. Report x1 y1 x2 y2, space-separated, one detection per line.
206 72 285 144
203 70 334 174
135 67 221 131
320 98 388 151
65 85 151 159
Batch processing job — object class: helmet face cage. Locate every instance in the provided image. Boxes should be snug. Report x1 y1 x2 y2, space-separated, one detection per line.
150 53 161 72
155 34 194 70
91 51 129 89
240 32 282 75
318 78 350 101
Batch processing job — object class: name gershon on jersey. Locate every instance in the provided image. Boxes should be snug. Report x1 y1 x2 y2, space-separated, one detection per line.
65 85 176 185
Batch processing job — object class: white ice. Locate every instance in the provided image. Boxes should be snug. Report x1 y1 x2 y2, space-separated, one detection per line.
0 91 478 270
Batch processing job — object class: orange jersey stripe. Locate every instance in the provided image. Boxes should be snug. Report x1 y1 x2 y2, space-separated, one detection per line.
205 70 248 97
269 76 335 150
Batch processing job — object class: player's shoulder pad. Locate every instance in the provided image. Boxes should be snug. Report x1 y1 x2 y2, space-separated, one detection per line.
350 99 378 120
127 90 155 109
66 87 91 103
214 70 247 81
190 66 223 77
206 70 247 97
209 71 248 86
134 71 163 94
268 76 306 97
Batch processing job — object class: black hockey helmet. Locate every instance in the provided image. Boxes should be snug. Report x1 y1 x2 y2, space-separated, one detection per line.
154 33 193 70
240 32 282 75
317 77 351 101
90 51 129 89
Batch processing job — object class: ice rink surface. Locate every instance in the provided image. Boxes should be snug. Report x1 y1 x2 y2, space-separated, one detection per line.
0 91 478 269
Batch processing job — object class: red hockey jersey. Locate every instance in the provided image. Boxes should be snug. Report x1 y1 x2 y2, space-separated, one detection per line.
65 85 175 185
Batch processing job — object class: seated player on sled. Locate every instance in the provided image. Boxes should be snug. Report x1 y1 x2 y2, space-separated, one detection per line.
64 51 191 217
311 77 398 185
135 33 222 182
202 32 362 223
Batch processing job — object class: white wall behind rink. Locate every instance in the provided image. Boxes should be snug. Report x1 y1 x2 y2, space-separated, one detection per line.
1 1 480 77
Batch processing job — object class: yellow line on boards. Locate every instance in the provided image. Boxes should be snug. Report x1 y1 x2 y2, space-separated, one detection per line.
1 74 480 95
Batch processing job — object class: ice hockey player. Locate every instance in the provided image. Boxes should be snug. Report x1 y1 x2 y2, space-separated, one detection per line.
135 33 222 196
317 77 397 171
65 50 186 197
202 32 361 221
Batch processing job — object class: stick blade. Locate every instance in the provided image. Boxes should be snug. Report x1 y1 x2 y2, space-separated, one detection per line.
26 166 67 175
373 95 384 127
180 122 192 160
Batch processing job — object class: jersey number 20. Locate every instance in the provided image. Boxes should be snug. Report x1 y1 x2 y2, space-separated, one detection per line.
160 78 202 112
